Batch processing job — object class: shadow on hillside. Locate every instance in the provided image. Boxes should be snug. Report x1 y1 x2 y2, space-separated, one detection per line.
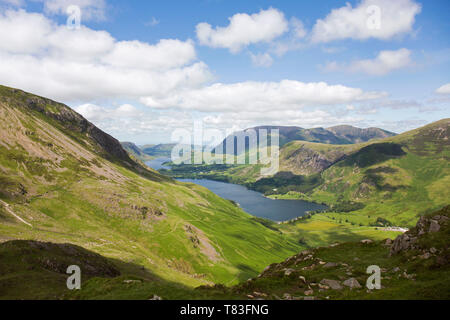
0 240 201 300
338 143 406 168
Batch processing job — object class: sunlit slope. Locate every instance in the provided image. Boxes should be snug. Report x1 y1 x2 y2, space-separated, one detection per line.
0 85 302 289
311 119 450 226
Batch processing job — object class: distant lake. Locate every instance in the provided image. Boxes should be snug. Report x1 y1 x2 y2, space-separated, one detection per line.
177 178 327 222
145 157 171 170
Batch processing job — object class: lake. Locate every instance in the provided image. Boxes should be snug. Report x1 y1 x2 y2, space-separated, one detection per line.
177 178 327 222
145 157 172 170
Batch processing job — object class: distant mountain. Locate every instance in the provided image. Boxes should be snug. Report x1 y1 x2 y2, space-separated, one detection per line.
215 125 396 154
168 118 449 227
121 141 153 162
327 125 396 144
141 143 176 158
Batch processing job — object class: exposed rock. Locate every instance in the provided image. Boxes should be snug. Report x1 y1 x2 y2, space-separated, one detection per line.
323 262 338 268
360 239 373 244
390 233 418 255
304 289 314 296
253 291 267 298
284 268 295 276
343 278 362 289
149 294 162 300
320 279 343 290
390 209 449 256
123 279 142 284
283 293 292 300
419 252 431 259
429 220 440 233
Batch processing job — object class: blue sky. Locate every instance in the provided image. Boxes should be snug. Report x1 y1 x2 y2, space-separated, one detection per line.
0 0 449 143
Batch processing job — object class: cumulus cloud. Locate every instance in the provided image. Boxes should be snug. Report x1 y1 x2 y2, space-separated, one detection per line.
102 39 197 70
0 9 211 102
38 0 107 21
290 17 307 39
140 80 386 112
435 83 450 95
324 48 412 75
75 103 141 121
250 52 273 68
196 8 288 53
311 0 421 43
0 0 24 6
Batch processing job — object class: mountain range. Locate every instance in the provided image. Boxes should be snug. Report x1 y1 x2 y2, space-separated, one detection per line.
0 85 448 300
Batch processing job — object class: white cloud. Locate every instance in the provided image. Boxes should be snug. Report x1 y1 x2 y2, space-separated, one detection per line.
102 39 196 70
435 83 450 95
196 8 288 53
0 9 212 102
290 17 307 39
0 9 52 54
38 0 107 21
311 0 421 43
324 48 412 75
75 103 141 122
250 52 273 68
140 80 386 112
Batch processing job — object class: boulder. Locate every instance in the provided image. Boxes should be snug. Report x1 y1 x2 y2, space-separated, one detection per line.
343 278 362 289
320 279 343 290
429 220 440 233
323 262 338 268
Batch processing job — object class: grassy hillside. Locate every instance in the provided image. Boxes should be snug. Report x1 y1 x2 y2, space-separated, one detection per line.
6 205 440 300
198 205 450 300
165 119 449 228
0 85 304 297
120 142 154 162
310 120 449 226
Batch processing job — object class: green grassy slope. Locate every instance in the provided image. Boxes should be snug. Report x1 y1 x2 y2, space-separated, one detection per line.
166 119 449 228
0 85 303 297
198 205 450 300
310 119 449 227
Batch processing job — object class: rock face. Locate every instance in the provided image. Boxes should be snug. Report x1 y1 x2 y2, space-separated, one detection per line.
6 88 134 165
282 145 347 175
390 207 449 256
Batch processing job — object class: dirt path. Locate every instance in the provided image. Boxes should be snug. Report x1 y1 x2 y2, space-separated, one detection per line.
0 200 32 227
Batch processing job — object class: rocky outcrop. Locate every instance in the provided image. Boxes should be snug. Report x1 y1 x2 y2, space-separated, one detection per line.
390 206 449 256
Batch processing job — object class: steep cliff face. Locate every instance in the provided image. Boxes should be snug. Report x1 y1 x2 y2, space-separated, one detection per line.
279 141 358 175
0 86 133 166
